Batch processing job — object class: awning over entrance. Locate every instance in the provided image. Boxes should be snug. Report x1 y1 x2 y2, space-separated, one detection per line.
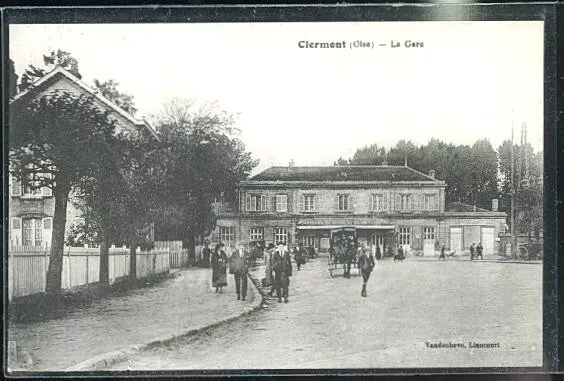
296 225 394 230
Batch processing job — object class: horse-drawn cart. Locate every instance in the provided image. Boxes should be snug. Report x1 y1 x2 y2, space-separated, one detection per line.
328 227 359 278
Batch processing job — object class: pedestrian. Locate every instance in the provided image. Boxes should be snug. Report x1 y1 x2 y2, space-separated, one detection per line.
230 242 249 301
375 244 382 261
202 241 211 268
211 243 228 293
294 242 306 271
476 242 483 259
357 248 375 297
344 242 356 278
273 242 293 303
439 245 446 260
469 243 475 260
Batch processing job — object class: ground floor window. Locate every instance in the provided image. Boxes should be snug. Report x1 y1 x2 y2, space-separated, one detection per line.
274 228 288 245
219 226 235 246
23 218 42 246
398 227 411 245
249 227 264 241
423 227 435 240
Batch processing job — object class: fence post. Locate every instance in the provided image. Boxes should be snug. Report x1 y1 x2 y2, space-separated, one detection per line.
67 247 71 289
85 253 89 285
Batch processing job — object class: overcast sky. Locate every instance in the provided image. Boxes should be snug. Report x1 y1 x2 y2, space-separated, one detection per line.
10 21 543 173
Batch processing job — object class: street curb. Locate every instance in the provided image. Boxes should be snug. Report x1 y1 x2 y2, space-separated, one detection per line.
65 271 264 372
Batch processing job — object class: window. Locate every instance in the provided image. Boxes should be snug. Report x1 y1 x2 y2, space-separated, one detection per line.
23 218 42 246
399 194 413 211
423 227 435 240
303 195 315 212
22 172 41 197
275 194 288 212
370 194 387 212
398 227 411 245
337 194 349 211
424 194 437 211
274 228 288 245
249 227 264 241
246 194 266 211
219 227 235 246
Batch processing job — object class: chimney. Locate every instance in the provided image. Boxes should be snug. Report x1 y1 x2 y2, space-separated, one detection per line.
69 59 82 79
428 170 436 179
492 199 499 212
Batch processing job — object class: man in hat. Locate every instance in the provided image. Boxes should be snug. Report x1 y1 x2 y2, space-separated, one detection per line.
230 242 249 301
272 242 293 303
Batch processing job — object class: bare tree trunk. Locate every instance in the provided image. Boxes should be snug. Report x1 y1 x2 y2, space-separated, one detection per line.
129 242 137 283
99 228 110 286
45 184 70 295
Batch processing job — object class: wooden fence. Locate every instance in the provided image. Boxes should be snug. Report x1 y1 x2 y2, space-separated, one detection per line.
8 244 189 301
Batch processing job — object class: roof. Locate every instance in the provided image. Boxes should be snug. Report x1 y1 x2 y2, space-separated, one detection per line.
248 165 442 183
10 66 158 139
445 202 490 212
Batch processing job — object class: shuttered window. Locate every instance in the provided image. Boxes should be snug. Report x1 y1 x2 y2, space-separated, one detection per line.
275 194 288 212
245 194 266 211
303 195 315 212
370 194 388 212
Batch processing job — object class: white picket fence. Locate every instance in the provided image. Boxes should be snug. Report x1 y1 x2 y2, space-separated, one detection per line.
8 244 189 301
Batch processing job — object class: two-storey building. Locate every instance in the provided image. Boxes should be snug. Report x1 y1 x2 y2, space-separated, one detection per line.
9 66 157 248
211 164 507 256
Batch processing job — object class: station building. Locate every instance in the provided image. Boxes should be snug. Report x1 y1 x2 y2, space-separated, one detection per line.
210 164 507 256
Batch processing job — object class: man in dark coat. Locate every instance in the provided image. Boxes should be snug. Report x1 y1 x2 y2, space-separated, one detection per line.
230 243 249 301
470 243 475 260
202 242 211 268
344 243 356 278
357 248 375 297
294 242 306 271
273 242 293 303
476 243 483 259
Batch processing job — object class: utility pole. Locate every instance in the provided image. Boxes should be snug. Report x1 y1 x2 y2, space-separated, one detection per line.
510 120 516 258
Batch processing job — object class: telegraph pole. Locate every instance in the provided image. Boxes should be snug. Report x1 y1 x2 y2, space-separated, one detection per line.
510 119 516 258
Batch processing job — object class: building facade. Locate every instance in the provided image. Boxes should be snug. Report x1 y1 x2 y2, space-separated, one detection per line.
8 66 157 248
210 165 507 256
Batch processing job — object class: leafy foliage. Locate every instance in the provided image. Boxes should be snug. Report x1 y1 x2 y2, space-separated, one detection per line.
93 79 137 115
19 50 81 92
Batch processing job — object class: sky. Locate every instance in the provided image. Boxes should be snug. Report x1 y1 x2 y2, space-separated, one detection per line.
10 21 544 174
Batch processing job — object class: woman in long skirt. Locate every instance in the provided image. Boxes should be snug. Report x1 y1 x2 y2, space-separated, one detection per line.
211 243 228 292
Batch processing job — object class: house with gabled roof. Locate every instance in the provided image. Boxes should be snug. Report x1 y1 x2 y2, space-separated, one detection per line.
210 163 507 256
8 66 157 248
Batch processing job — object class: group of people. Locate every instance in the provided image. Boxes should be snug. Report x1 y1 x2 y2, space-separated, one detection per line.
264 242 298 303
210 242 252 301
469 243 484 260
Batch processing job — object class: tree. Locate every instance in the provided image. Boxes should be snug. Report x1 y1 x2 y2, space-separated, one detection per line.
349 144 386 165
154 99 257 263
19 50 81 92
93 79 137 115
10 90 120 295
